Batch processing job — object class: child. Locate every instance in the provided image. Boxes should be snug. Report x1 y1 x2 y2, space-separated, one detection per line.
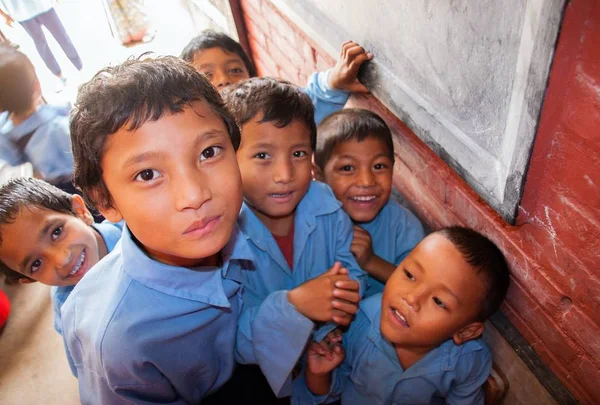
62 56 251 404
0 178 122 335
222 77 368 397
0 45 74 192
181 30 372 124
296 227 511 404
313 109 424 297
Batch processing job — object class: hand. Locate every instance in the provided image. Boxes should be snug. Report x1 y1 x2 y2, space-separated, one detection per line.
1 12 14 27
351 226 375 269
288 262 360 326
328 41 373 92
306 339 345 375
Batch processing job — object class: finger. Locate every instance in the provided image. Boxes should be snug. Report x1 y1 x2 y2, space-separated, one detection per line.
333 343 344 355
334 279 360 291
340 40 356 58
345 44 367 61
333 288 360 303
332 311 353 326
308 341 326 355
332 299 359 315
323 261 343 276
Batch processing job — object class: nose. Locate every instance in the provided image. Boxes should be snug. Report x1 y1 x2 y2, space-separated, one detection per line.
357 167 375 188
403 286 426 312
214 69 231 89
173 170 212 211
49 245 72 270
273 157 294 184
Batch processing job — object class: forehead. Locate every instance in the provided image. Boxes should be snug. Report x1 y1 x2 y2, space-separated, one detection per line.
104 101 226 156
408 234 487 303
241 118 312 148
192 47 245 67
329 136 392 160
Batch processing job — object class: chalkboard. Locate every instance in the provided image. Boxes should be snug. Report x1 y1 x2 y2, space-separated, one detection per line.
270 0 565 222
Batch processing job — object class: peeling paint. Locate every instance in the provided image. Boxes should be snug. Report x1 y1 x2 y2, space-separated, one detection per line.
534 206 558 258
584 174 595 187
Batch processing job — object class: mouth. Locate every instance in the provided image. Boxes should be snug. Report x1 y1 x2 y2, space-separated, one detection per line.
390 306 410 328
269 191 294 203
348 195 379 206
67 249 87 279
183 215 222 237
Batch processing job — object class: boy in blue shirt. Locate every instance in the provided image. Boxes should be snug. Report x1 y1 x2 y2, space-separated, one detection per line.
314 109 424 297
0 178 122 374
181 30 372 124
296 227 510 405
0 45 74 192
62 56 251 404
222 77 368 398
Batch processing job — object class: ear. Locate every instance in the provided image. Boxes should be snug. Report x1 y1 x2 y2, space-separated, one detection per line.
88 189 124 223
71 194 94 225
452 321 484 345
18 277 36 285
312 156 324 181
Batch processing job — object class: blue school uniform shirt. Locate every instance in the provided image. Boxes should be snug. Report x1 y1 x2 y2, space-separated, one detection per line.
51 220 124 335
304 70 350 124
293 294 492 405
360 200 424 297
236 181 368 397
61 225 253 405
0 105 73 184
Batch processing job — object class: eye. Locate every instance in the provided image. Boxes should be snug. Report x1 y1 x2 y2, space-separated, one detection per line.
31 259 42 274
433 297 447 309
374 163 387 170
201 71 213 79
254 152 271 160
403 269 415 281
200 146 223 161
51 226 63 241
135 169 162 182
293 150 307 158
230 68 244 74
339 165 354 172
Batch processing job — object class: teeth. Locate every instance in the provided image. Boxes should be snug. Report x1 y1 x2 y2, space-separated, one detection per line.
69 250 85 275
271 192 291 197
351 196 376 202
393 309 408 324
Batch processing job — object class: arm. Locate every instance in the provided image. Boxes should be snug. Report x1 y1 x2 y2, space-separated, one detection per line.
444 350 492 405
351 225 396 283
334 212 369 297
303 41 372 124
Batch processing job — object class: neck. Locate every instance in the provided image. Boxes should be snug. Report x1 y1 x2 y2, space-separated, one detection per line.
93 227 109 260
252 207 295 237
394 344 434 370
9 97 43 125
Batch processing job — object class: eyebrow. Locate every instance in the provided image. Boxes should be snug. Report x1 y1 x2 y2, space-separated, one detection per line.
198 59 244 69
19 219 59 272
122 130 227 169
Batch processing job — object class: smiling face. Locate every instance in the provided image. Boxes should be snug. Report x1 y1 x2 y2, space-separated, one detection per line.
236 118 313 236
98 101 243 267
0 196 101 286
380 233 487 356
321 137 393 223
191 47 250 90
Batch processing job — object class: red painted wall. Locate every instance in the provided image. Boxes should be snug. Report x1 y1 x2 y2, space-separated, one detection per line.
238 0 600 403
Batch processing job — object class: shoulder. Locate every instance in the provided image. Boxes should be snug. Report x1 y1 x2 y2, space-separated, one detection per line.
442 338 492 379
298 181 342 216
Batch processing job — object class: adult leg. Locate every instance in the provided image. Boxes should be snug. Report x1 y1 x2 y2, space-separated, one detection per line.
19 16 62 76
37 8 82 71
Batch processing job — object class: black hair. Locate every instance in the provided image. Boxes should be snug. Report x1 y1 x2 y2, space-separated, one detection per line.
221 77 317 149
0 178 75 282
315 108 395 170
439 226 511 321
180 30 257 77
0 44 37 115
70 55 241 210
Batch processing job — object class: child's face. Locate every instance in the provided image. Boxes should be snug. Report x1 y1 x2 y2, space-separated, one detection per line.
0 196 100 286
321 137 393 222
380 233 486 353
236 118 313 234
191 47 250 90
99 101 243 267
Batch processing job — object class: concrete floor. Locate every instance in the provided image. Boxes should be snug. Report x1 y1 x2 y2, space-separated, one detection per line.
0 282 79 405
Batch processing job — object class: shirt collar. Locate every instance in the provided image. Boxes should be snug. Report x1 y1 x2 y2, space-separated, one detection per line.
92 220 124 253
120 225 251 307
238 181 341 250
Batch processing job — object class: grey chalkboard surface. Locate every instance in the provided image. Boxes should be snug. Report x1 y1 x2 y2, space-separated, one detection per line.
270 0 565 222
